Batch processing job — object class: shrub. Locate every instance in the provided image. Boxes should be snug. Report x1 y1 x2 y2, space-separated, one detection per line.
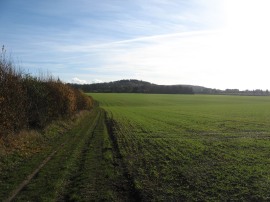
0 47 93 138
0 49 27 136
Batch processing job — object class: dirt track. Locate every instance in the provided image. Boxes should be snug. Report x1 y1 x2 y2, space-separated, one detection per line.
4 107 140 201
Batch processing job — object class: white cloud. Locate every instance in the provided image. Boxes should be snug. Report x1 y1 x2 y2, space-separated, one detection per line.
71 77 88 84
92 79 103 83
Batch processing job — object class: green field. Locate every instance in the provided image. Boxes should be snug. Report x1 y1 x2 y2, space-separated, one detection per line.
91 93 270 201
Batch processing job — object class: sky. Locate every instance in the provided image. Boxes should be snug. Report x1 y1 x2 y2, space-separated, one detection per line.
1 0 270 90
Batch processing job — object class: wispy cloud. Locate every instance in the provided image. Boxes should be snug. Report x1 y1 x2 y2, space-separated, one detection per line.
91 30 224 85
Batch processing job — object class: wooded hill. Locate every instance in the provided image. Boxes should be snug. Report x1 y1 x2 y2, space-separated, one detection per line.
69 79 194 94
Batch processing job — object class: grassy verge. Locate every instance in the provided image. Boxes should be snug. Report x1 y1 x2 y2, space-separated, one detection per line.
0 111 90 201
1 106 136 201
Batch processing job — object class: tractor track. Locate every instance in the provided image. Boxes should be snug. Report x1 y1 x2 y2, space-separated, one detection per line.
3 110 97 202
4 144 63 202
105 112 143 202
4 107 141 201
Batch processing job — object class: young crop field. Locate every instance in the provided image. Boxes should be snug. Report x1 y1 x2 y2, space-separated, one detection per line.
91 93 270 201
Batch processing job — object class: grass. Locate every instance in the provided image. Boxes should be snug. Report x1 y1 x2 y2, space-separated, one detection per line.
1 107 135 201
0 111 90 200
13 110 101 201
91 93 270 201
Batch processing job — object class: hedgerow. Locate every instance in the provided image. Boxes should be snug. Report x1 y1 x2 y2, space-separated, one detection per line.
0 47 92 137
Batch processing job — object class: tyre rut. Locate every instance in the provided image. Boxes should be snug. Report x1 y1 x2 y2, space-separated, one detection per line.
5 107 142 201
6 109 99 201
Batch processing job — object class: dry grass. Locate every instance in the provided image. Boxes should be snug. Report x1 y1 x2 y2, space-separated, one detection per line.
0 130 43 157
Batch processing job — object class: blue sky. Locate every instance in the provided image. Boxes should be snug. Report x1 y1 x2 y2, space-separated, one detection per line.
1 0 270 89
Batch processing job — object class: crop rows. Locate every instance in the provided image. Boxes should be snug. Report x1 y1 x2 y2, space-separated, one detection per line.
92 93 270 201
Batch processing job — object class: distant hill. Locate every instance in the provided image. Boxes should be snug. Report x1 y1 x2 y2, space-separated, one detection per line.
69 79 194 94
69 79 270 96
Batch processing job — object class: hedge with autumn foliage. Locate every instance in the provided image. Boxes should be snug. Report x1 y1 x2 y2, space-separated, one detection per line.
0 47 92 137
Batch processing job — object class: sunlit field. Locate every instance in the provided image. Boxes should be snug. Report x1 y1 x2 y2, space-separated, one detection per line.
91 93 270 201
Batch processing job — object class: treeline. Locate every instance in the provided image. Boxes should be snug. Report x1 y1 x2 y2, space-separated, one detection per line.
190 86 270 96
0 48 93 137
221 89 270 96
70 79 194 94
165 84 270 96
